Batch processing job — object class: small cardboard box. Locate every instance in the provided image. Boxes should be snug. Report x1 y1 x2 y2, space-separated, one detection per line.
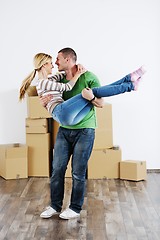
0 143 28 180
27 96 52 119
120 160 147 181
88 148 121 179
94 104 113 149
26 118 48 133
26 133 50 177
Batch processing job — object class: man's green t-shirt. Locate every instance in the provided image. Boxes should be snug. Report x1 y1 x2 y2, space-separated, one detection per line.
60 71 101 129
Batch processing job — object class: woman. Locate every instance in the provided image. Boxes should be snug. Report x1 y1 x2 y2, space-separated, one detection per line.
19 53 146 125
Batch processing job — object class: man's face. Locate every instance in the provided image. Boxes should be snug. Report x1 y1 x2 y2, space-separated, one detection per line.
55 52 68 71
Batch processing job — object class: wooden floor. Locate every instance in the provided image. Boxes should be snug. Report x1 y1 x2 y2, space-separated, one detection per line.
0 173 160 240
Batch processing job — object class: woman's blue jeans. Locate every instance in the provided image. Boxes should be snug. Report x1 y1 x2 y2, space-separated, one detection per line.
52 74 134 125
50 127 95 213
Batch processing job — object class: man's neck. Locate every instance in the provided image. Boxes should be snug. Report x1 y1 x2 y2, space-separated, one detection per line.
65 65 77 80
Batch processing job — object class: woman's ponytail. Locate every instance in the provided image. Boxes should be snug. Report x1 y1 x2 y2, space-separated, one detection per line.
19 69 36 101
19 53 52 101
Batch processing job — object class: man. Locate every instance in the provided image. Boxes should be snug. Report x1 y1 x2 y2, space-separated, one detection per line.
40 47 104 220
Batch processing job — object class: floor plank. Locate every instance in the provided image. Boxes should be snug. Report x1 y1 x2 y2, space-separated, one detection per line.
0 173 160 239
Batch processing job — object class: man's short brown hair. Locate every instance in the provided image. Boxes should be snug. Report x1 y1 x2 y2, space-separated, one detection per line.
58 47 77 62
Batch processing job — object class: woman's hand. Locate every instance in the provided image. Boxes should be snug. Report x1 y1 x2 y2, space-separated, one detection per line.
75 64 87 78
77 64 87 73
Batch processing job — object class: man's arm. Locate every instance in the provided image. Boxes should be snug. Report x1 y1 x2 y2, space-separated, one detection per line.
85 71 104 108
82 87 105 108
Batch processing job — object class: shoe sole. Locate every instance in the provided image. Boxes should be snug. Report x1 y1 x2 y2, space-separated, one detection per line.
59 214 80 220
40 212 60 218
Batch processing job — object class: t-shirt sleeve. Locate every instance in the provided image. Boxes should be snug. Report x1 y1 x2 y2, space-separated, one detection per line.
85 71 101 88
48 72 65 82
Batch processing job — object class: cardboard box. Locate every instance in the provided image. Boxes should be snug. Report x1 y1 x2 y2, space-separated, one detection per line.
27 86 51 119
94 129 113 149
0 143 28 180
26 133 50 177
26 118 48 133
52 120 59 146
27 96 52 119
94 104 113 149
120 160 147 181
88 148 121 179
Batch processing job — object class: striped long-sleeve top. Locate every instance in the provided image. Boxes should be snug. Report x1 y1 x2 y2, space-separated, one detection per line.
36 72 77 115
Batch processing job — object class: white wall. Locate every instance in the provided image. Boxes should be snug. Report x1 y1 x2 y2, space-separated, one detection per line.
0 0 160 169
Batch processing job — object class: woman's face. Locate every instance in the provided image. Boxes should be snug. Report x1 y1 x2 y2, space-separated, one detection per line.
44 59 54 75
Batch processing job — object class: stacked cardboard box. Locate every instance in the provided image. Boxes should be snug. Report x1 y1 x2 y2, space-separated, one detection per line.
88 105 147 180
26 86 59 177
94 103 113 149
88 104 122 179
27 86 120 179
66 104 122 179
26 88 146 181
88 148 121 179
0 143 28 180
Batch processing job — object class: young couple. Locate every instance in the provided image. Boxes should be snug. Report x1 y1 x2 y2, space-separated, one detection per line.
19 48 146 220
20 51 146 126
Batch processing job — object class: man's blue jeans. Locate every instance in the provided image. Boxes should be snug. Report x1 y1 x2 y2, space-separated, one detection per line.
50 127 95 213
52 74 133 126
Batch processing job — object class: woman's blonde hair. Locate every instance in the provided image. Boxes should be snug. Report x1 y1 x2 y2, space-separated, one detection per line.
19 53 52 100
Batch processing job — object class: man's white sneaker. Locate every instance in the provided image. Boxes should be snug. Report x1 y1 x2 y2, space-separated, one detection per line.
59 208 80 220
40 206 59 218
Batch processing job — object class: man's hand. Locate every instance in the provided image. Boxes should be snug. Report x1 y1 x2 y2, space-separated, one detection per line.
82 88 104 108
91 97 105 108
39 94 52 107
